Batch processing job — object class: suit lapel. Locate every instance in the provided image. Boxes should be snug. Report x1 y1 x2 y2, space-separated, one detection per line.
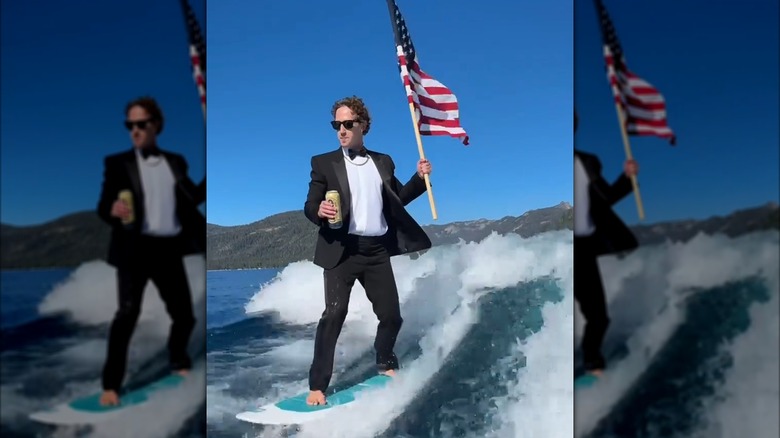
163 152 188 203
331 150 351 220
163 152 184 183
369 151 393 188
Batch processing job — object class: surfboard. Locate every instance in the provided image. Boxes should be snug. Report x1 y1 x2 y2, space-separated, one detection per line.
236 374 392 425
29 374 186 425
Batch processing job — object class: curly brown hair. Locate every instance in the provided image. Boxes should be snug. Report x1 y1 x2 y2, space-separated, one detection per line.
125 96 165 134
331 96 371 135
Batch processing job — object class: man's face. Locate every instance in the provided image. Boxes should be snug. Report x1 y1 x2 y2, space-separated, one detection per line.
125 105 158 149
333 106 364 149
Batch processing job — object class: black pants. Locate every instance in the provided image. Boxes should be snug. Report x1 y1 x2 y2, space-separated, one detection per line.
309 235 403 392
102 236 196 392
574 235 610 371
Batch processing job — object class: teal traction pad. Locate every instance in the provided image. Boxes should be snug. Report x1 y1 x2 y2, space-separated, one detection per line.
274 374 392 413
68 374 185 413
574 373 600 389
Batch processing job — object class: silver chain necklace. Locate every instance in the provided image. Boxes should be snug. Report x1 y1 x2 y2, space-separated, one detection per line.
345 147 371 166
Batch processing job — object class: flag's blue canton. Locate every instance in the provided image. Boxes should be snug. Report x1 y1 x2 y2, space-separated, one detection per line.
393 3 416 65
182 0 206 69
596 0 624 65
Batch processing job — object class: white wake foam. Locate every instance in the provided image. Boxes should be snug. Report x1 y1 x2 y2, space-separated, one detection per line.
219 230 573 437
38 256 206 330
573 231 780 436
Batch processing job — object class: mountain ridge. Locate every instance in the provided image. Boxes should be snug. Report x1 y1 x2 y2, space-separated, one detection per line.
2 201 777 270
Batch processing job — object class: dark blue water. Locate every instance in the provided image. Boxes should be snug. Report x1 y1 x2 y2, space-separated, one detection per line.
206 269 279 329
1 269 73 329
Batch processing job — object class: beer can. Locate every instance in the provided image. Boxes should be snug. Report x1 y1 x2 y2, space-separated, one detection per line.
118 189 135 225
325 190 342 229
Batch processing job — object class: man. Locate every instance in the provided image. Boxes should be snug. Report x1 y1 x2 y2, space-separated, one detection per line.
303 96 433 405
573 110 639 377
96 96 205 406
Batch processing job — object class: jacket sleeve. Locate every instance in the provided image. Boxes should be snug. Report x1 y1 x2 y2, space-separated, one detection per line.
606 173 634 205
586 154 635 206
388 156 427 206
175 156 206 206
304 156 327 226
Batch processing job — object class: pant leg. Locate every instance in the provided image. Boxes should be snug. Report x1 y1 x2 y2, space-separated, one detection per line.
358 244 402 372
102 265 148 391
308 257 358 392
149 240 196 371
574 235 610 370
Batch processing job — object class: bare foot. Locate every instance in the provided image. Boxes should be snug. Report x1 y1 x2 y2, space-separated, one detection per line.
99 390 119 406
173 369 190 377
306 390 326 406
380 369 397 377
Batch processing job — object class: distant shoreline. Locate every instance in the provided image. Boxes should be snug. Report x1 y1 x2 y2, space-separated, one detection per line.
2 201 777 271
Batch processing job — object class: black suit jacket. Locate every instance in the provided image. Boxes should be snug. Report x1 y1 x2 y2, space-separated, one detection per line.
304 148 432 269
97 149 206 268
575 149 639 256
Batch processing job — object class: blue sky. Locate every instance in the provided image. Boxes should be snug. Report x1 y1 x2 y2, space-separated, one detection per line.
207 0 573 226
1 0 206 226
5 1 765 229
575 0 779 225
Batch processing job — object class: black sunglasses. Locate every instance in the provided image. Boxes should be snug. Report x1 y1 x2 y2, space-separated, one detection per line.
124 119 153 131
330 119 360 130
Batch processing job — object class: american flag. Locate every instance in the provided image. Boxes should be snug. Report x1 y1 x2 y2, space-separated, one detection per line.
595 0 676 145
387 0 469 145
179 0 206 109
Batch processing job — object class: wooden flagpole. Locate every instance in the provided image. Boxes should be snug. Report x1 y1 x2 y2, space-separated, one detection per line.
386 0 437 221
407 102 437 220
613 102 645 220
